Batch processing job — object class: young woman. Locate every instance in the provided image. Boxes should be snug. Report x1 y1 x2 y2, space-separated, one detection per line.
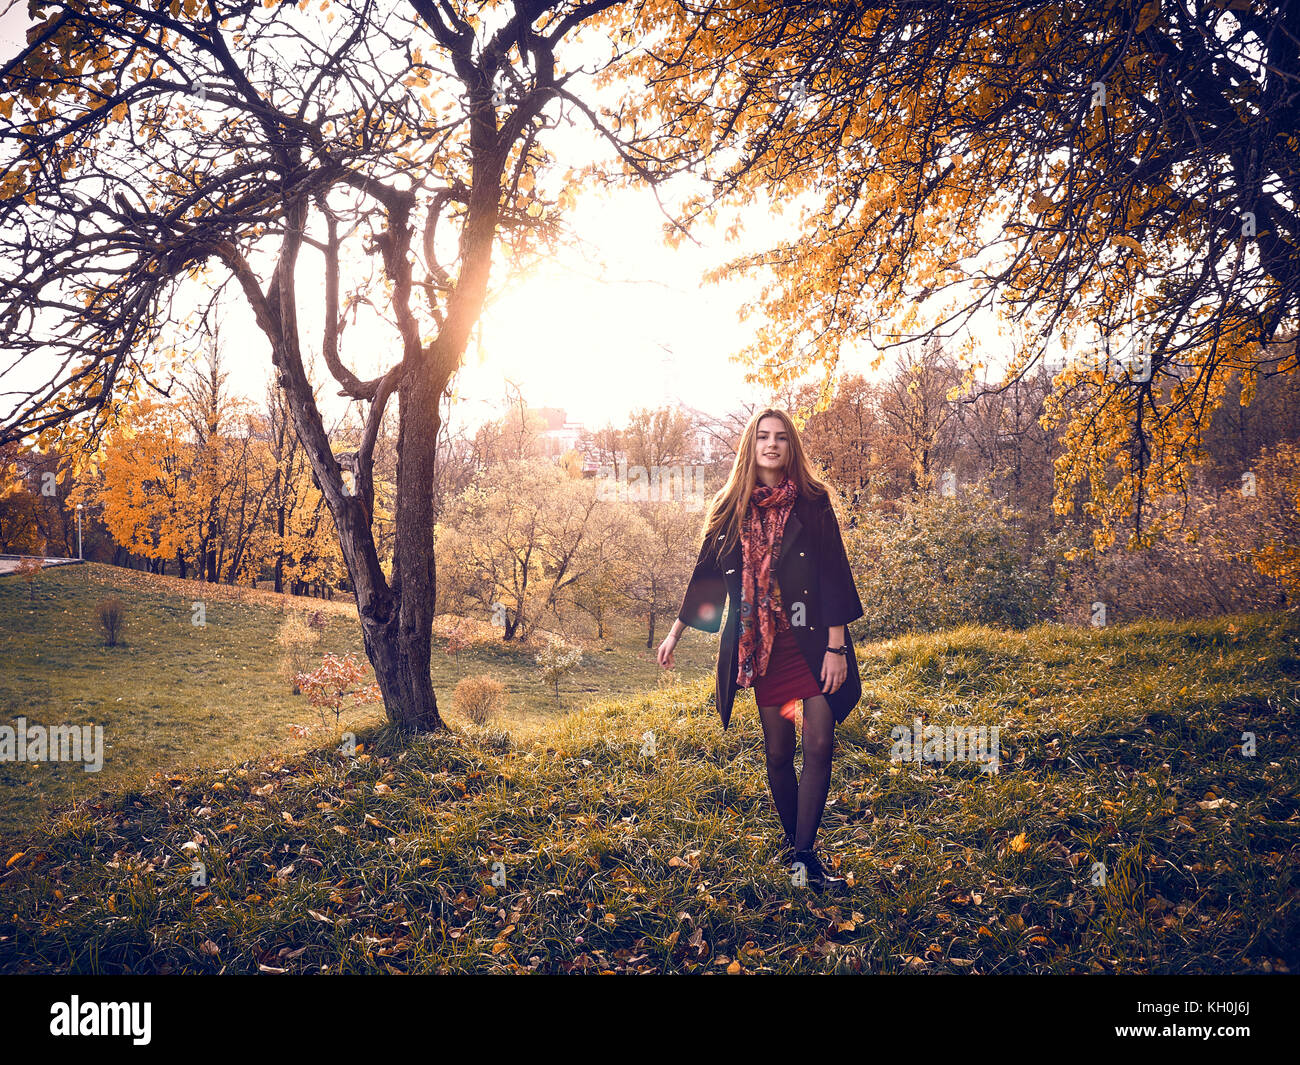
657 409 865 889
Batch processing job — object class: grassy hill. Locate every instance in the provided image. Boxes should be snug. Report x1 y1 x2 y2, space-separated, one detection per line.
0 562 715 836
0 582 1296 973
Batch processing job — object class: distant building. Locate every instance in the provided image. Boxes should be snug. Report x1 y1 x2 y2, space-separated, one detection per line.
527 407 599 473
693 426 718 464
528 405 722 476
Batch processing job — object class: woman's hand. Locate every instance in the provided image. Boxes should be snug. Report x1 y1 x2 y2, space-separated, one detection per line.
821 650 847 694
657 633 679 669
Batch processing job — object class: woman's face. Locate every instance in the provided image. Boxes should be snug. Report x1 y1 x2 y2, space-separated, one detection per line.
755 416 790 476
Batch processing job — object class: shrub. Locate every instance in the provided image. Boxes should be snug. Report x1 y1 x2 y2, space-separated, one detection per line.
445 618 475 661
846 487 1066 639
97 596 124 646
278 612 323 695
14 556 41 600
451 674 508 724
1062 442 1299 624
534 637 583 704
295 652 383 732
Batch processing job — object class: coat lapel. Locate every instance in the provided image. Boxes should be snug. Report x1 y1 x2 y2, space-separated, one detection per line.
775 509 803 577
716 497 808 573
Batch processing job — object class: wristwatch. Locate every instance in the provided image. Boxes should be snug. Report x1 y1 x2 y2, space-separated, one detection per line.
825 644 849 656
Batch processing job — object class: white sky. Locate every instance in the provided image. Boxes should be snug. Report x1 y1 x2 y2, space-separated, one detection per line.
0 1 1035 442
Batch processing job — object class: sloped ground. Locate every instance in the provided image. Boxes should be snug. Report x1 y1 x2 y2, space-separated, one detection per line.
1 612 1296 973
0 562 714 834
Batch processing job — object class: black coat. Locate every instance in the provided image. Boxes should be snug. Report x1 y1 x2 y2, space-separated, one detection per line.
676 489 865 730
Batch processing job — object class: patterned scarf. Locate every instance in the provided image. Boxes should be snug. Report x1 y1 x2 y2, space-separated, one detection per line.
736 473 799 689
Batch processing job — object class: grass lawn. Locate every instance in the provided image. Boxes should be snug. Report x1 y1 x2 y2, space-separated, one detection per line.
0 572 1296 973
0 562 718 838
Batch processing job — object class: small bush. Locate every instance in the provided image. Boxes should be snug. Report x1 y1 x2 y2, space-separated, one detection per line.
295 652 383 732
278 612 323 695
445 618 476 661
534 637 583 704
15 556 41 601
1071 442 1300 622
846 488 1066 639
97 596 124 646
451 674 508 724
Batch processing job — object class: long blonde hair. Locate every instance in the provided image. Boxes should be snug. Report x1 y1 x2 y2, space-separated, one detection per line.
699 408 832 547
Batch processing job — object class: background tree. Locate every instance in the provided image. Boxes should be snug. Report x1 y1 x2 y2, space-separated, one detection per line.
622 405 694 470
95 398 192 575
563 502 642 642
0 0 661 731
579 422 625 472
177 334 269 582
1251 441 1300 599
0 442 50 554
798 374 900 507
619 499 697 648
878 338 963 494
950 361 1061 535
262 374 317 594
610 0 1299 552
436 458 604 642
472 385 549 468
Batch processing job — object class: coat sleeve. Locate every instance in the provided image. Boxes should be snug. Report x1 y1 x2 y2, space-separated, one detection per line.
677 532 727 633
819 497 864 627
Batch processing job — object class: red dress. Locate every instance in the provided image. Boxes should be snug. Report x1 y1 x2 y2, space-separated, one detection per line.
753 616 823 706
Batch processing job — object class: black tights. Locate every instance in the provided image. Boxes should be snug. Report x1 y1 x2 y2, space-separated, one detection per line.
756 694 835 852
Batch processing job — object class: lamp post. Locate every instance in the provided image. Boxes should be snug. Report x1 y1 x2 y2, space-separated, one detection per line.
76 503 83 560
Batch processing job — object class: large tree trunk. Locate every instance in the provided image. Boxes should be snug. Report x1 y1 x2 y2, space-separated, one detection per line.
349 362 444 731
226 119 499 732
266 350 444 731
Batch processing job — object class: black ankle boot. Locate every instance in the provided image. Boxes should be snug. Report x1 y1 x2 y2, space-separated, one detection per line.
791 848 846 890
